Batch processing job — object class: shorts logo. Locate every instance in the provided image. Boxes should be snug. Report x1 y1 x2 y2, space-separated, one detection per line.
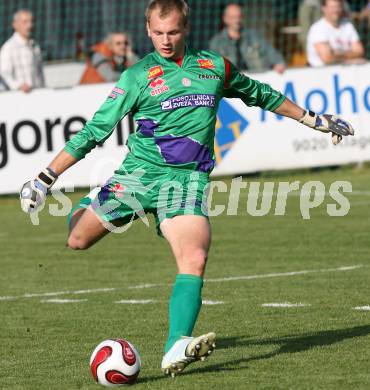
111 183 126 198
198 59 215 69
148 65 164 79
161 94 216 111
182 77 192 87
149 77 169 96
109 87 125 99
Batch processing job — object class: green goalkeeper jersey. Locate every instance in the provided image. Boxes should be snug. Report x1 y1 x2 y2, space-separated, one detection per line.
64 47 285 173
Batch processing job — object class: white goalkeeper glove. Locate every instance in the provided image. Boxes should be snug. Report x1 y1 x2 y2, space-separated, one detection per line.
20 168 58 213
299 110 355 145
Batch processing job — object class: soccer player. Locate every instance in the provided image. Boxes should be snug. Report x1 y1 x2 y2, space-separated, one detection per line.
20 0 354 377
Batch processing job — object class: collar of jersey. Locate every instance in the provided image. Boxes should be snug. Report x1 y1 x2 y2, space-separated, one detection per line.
153 45 191 68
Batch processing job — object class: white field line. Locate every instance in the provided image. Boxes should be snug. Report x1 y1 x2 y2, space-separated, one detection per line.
0 288 117 301
126 265 363 290
205 265 363 283
228 191 370 200
0 265 364 301
41 299 88 303
129 283 169 290
349 191 370 196
115 299 155 304
127 265 363 289
0 296 16 301
353 306 370 311
262 302 310 308
347 200 370 206
114 299 224 305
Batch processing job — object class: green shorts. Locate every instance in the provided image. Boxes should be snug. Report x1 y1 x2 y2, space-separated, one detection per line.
68 154 210 235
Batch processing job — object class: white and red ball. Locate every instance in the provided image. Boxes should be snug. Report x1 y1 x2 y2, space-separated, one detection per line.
90 339 141 387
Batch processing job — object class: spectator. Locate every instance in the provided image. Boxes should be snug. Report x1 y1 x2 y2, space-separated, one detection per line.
209 3 286 73
0 9 45 92
307 0 365 66
298 0 351 50
80 32 140 84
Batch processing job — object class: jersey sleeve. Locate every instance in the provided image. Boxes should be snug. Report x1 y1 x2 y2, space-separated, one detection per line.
222 58 285 111
64 68 141 159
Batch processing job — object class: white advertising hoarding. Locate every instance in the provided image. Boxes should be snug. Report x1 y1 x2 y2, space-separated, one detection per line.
213 64 370 176
0 83 131 194
0 63 369 194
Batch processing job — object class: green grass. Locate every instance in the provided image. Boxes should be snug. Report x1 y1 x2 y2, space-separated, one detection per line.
1 166 370 389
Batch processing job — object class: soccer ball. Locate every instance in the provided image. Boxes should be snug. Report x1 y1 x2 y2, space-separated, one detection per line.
90 339 141 387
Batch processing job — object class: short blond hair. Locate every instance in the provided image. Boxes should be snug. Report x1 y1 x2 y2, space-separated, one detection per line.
146 0 189 26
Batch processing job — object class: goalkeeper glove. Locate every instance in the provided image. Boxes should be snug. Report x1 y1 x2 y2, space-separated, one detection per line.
299 110 354 145
20 168 58 213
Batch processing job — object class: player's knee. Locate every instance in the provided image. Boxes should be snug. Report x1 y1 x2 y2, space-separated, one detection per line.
67 233 91 250
182 248 208 273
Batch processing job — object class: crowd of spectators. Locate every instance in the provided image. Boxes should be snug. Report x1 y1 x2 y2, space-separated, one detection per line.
0 1 369 92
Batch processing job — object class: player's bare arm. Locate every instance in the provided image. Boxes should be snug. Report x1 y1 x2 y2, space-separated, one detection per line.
48 149 78 176
273 97 305 120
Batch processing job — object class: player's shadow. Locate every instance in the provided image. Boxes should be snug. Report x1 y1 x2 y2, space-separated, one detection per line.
185 324 370 375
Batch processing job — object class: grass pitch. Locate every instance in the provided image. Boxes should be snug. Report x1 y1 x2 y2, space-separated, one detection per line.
1 166 370 389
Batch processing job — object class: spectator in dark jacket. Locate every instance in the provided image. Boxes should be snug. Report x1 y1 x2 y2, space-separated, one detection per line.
209 3 286 73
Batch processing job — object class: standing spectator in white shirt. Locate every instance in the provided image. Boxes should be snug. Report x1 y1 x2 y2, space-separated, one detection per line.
307 0 365 67
0 9 45 92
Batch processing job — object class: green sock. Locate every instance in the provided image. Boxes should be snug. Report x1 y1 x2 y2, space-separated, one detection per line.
164 274 203 353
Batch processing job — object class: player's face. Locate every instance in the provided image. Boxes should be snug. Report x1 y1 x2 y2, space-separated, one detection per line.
13 12 33 39
322 0 343 24
147 9 188 59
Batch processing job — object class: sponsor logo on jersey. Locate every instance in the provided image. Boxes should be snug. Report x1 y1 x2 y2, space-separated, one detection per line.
182 77 192 87
108 87 125 99
161 94 216 111
149 78 169 96
149 78 165 88
198 74 220 80
197 59 215 69
148 65 164 79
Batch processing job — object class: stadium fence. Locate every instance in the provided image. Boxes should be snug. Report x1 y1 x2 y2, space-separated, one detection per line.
0 0 369 66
